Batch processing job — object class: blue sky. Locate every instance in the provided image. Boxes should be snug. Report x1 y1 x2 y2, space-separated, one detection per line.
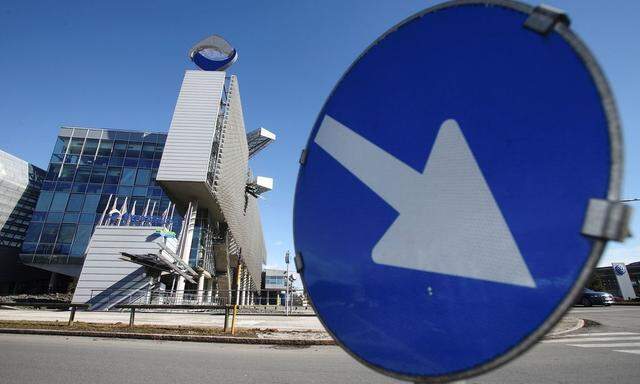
0 0 638 270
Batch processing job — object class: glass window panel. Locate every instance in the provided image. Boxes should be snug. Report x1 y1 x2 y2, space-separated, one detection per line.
72 183 87 193
64 155 79 164
50 192 69 211
141 143 155 159
23 223 43 243
40 224 59 243
120 168 136 186
53 137 70 155
132 188 147 198
89 167 106 183
94 156 109 166
68 138 85 154
135 169 151 186
82 139 99 155
126 142 141 157
72 128 88 138
35 191 54 211
79 214 95 224
97 140 113 156
63 213 79 223
106 167 121 184
57 224 76 244
42 181 55 191
31 211 46 222
123 158 138 167
102 185 117 194
50 154 64 164
138 159 153 168
66 194 84 212
21 242 37 254
55 182 72 192
36 244 53 255
109 157 124 166
72 224 92 249
74 166 92 183
86 184 102 194
46 163 61 180
45 212 64 223
113 141 127 157
59 165 76 182
79 155 95 165
115 131 130 140
118 186 132 196
53 243 71 256
82 194 100 213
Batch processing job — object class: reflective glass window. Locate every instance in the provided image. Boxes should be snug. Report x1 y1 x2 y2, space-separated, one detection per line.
55 182 72 192
141 143 155 159
21 242 37 254
118 186 132 196
68 138 85 154
79 214 95 224
79 155 95 165
31 211 46 222
113 141 127 157
72 183 87 193
135 169 151 185
82 194 100 213
46 163 61 180
106 167 121 184
97 140 113 156
53 137 70 155
94 156 109 166
103 185 117 194
123 158 138 167
64 155 79 164
109 157 124 166
57 224 76 244
59 165 76 182
75 166 92 183
82 139 99 155
23 223 43 243
40 224 59 243
66 194 84 212
90 167 106 183
126 142 141 157
50 192 69 211
120 168 136 186
35 191 54 211
86 184 102 194
50 154 64 164
45 212 64 223
63 213 79 223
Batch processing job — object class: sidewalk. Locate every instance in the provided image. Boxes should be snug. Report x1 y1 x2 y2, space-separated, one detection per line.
0 308 325 331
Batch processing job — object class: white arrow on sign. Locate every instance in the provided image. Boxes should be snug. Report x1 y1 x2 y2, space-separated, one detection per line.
314 115 536 288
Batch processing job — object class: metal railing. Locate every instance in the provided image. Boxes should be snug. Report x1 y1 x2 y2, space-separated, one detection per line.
87 288 313 314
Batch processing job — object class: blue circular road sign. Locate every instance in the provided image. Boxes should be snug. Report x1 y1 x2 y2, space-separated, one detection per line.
294 0 622 382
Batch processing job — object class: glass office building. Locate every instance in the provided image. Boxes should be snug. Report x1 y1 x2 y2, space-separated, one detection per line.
19 127 174 275
0 150 46 248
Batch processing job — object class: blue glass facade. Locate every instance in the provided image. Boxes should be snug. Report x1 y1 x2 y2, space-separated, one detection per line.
20 127 173 267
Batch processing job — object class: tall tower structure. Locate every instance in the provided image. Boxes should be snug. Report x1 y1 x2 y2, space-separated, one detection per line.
156 35 275 303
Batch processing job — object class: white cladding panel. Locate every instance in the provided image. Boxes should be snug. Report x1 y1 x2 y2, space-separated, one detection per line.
72 226 177 308
157 70 225 182
213 76 266 288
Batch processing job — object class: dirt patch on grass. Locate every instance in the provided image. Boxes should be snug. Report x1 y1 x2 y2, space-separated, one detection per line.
0 320 258 337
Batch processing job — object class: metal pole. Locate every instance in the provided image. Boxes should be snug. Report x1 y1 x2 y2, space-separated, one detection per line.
285 250 291 316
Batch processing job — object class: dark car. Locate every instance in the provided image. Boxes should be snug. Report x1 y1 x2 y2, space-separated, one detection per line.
578 288 614 307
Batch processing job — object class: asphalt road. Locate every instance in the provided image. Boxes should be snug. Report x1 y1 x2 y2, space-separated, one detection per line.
1 306 639 384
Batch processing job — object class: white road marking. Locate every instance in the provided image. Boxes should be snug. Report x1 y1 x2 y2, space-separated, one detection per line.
314 115 536 288
567 342 640 348
544 336 640 343
555 332 638 337
613 350 640 355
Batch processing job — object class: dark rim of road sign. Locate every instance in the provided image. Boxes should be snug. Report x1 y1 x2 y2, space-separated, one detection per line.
293 0 623 382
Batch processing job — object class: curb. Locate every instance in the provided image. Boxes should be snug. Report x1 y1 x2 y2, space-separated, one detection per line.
547 318 585 337
0 328 336 346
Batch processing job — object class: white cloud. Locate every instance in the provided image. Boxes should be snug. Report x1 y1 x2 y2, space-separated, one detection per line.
274 240 284 246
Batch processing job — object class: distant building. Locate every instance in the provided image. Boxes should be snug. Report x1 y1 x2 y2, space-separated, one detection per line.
0 149 49 293
592 261 640 297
